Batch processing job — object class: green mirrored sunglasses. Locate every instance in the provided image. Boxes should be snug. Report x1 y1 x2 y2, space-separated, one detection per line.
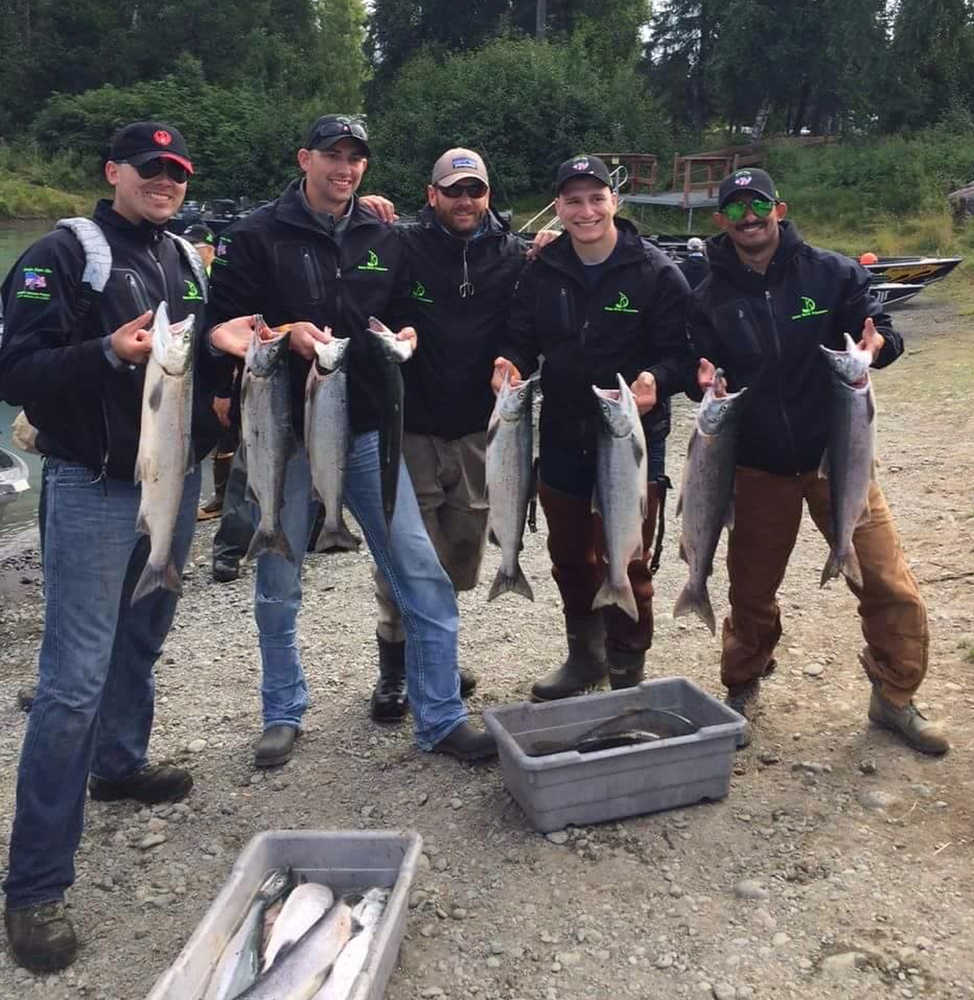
721 197 776 222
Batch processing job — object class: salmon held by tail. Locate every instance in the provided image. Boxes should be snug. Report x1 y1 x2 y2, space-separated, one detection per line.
485 369 539 603
591 373 647 622
132 301 196 603
673 369 747 635
241 317 296 563
367 316 414 526
305 335 359 553
819 332 877 589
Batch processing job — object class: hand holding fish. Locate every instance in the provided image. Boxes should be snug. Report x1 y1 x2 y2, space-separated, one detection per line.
697 356 717 392
287 321 333 361
630 370 657 414
109 310 154 364
209 314 259 358
359 194 398 223
491 356 522 394
856 317 884 363
396 324 418 352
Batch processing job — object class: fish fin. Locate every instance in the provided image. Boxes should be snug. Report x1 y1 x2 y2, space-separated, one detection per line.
591 487 600 517
817 449 829 479
488 528 500 547
724 497 735 530
675 491 683 518
487 563 534 603
866 388 876 422
131 559 182 604
592 579 639 622
246 528 295 564
819 546 864 589
640 492 649 521
314 524 361 553
673 582 716 635
135 507 150 536
185 448 195 474
678 534 688 563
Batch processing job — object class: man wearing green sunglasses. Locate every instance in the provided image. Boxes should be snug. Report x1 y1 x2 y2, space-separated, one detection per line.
686 167 949 757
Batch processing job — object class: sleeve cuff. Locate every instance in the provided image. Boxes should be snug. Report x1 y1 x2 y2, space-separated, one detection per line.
101 335 128 371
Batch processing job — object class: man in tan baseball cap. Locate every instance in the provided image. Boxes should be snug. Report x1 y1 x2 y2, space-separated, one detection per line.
427 148 491 238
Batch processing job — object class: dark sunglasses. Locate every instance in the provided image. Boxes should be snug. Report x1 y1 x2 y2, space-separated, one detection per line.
125 159 190 183
437 181 488 199
721 197 776 222
312 117 368 144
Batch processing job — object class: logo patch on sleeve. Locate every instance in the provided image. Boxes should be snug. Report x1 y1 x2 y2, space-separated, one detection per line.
16 267 53 301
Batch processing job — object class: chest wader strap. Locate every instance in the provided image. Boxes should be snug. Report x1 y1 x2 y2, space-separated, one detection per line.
649 474 673 578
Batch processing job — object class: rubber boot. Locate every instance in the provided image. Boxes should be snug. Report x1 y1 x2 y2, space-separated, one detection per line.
531 613 608 701
607 647 645 690
198 453 232 521
370 635 408 722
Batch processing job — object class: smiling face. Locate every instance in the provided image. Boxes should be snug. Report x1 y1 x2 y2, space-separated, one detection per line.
298 137 368 216
106 159 187 226
426 179 490 236
714 193 788 261
555 177 618 254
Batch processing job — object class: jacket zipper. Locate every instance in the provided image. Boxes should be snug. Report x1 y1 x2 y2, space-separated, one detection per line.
301 249 322 300
765 289 800 472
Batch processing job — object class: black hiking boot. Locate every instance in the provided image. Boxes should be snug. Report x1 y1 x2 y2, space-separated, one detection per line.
371 635 408 722
5 902 77 973
89 764 193 804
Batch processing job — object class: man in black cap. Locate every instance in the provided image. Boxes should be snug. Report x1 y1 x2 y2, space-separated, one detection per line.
0 121 221 971
493 154 693 700
368 147 526 721
208 115 497 768
687 166 949 755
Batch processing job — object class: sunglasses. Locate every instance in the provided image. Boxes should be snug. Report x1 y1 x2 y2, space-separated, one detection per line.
721 197 776 222
126 159 190 183
312 117 368 144
437 181 488 199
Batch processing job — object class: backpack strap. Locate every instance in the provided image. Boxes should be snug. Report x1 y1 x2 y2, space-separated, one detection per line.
165 232 209 303
56 217 113 344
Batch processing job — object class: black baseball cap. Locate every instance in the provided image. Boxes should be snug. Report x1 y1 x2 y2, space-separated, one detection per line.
718 168 778 209
183 223 215 246
555 154 612 194
109 121 194 174
304 115 371 157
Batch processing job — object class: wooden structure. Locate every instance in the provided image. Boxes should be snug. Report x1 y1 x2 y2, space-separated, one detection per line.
670 144 766 209
593 153 658 194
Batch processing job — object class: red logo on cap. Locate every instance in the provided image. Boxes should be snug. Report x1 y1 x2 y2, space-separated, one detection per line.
154 130 172 146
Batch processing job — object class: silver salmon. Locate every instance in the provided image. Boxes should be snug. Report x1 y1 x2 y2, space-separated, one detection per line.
312 889 388 1000
591 374 647 622
262 881 335 974
236 900 353 1000
241 318 296 562
673 370 748 634
368 316 414 525
132 301 195 603
305 337 358 552
819 332 876 588
485 370 538 603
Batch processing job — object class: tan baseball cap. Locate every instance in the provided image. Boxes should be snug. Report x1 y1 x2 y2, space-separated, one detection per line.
431 148 489 188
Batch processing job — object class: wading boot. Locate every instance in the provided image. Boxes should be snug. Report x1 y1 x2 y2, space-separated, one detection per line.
198 452 232 521
370 635 408 722
531 613 608 701
5 902 77 973
607 647 645 690
867 686 950 756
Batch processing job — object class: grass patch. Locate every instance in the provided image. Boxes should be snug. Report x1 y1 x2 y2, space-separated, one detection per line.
0 172 91 219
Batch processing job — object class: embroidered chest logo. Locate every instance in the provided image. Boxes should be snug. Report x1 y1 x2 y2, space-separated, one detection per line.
183 279 203 301
357 249 388 273
17 267 52 301
604 291 638 314
791 295 829 320
213 237 231 266
409 281 433 303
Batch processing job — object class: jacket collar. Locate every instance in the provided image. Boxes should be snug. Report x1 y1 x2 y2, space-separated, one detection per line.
94 199 167 246
415 204 510 241
706 219 803 290
273 178 379 238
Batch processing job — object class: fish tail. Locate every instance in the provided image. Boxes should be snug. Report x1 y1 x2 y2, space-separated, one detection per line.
673 581 716 635
314 524 361 553
592 579 639 622
246 527 295 563
487 563 534 602
131 558 182 604
842 549 863 589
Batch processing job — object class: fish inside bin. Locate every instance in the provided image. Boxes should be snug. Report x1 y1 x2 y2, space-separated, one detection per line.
200 867 388 1000
521 706 700 757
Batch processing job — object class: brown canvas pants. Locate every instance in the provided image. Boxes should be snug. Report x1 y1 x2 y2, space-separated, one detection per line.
539 480 661 653
375 430 489 643
722 467 928 707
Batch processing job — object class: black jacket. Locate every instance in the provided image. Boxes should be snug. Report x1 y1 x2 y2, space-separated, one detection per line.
687 220 901 476
394 206 525 440
499 218 693 452
0 201 220 480
206 181 408 437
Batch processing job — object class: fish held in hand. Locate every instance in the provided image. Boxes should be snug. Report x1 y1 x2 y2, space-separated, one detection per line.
132 301 196 603
591 374 647 622
673 369 747 634
819 332 876 588
241 317 296 563
485 370 538 603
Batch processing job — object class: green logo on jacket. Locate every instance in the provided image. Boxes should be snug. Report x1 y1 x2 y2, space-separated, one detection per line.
357 249 388 272
409 281 433 303
604 291 638 314
183 279 204 301
791 295 828 320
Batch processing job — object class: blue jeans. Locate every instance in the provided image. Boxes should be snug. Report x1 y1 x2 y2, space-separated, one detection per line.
4 459 201 908
255 431 465 749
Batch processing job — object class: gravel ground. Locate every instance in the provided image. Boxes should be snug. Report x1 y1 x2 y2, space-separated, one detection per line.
0 291 972 1000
